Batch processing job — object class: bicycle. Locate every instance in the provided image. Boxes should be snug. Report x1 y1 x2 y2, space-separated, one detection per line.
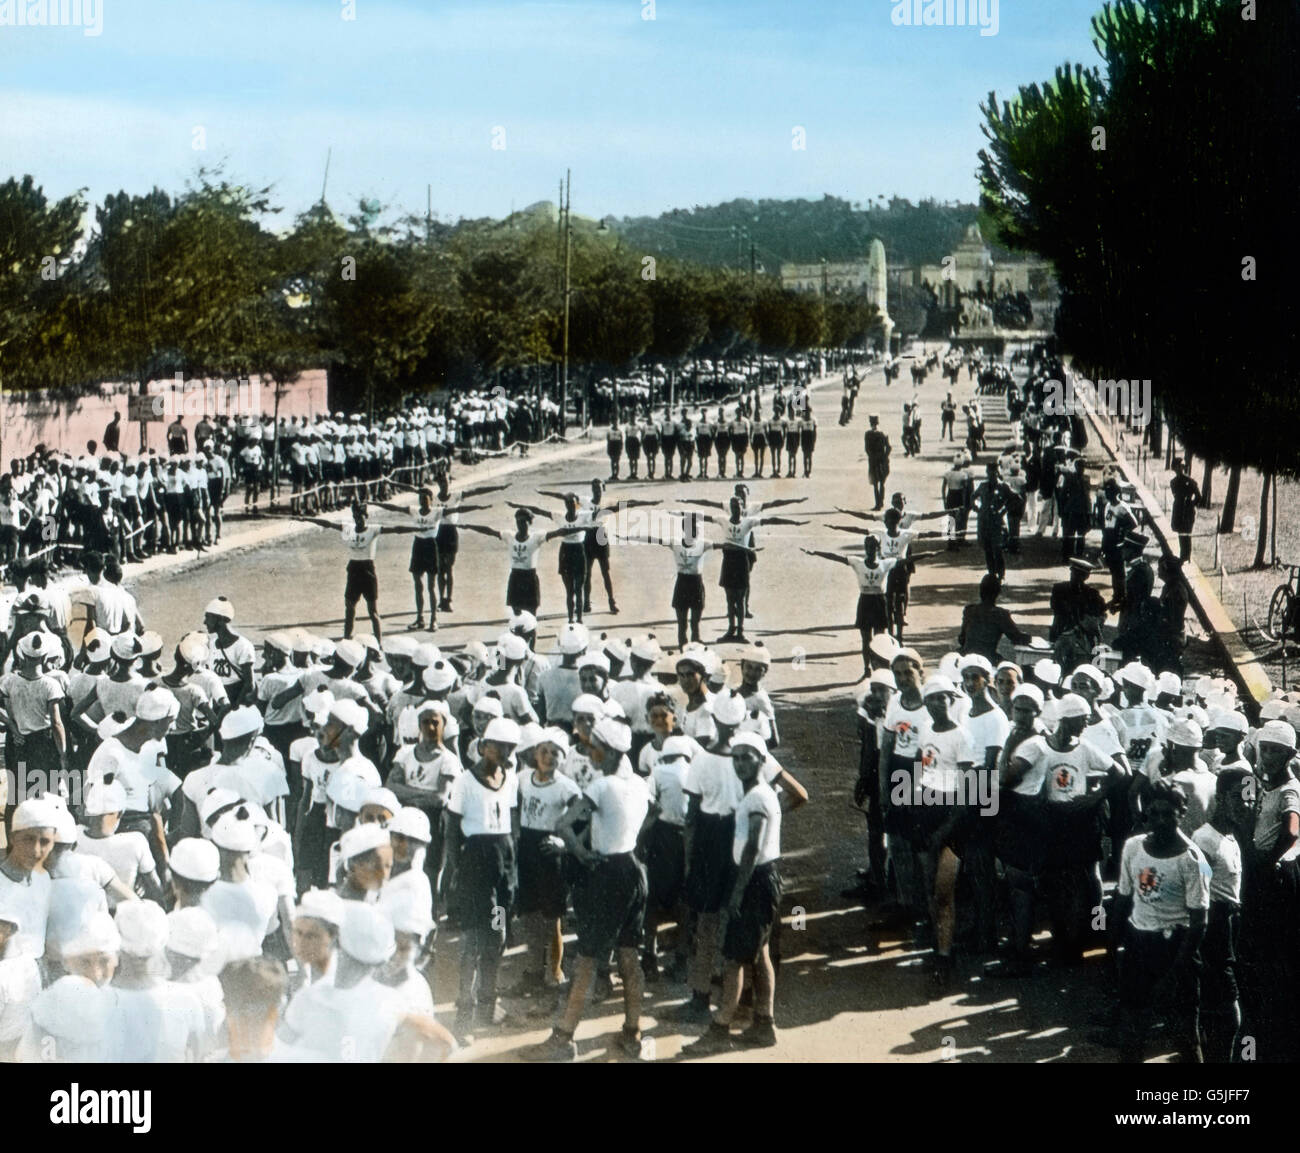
1266 563 1300 643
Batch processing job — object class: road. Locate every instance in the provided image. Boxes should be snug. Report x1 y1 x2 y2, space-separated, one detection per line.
127 354 1203 1062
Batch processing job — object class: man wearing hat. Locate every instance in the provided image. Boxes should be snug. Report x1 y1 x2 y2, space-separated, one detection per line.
958 574 1032 664
1117 532 1154 637
1048 557 1106 645
203 596 256 708
1169 458 1202 564
525 716 650 1061
1099 478 1138 610
864 416 892 511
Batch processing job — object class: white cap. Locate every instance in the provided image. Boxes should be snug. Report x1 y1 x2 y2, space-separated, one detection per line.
483 717 522 746
135 687 180 722
571 693 604 717
1258 719 1298 750
198 788 241 830
339 903 396 966
1118 662 1155 691
296 888 347 927
62 911 121 959
334 639 365 669
178 631 211 667
590 716 632 754
83 628 112 662
508 610 538 634
219 705 264 741
423 661 457 692
17 630 57 661
110 633 143 662
731 731 769 756
382 636 418 658
537 726 571 755
557 623 590 654
115 900 169 958
81 780 127 818
204 596 235 620
497 633 528 663
1070 664 1107 689
96 712 133 742
576 652 611 677
867 669 897 690
387 807 432 843
361 786 399 815
515 721 545 754
1054 693 1091 720
411 642 442 668
922 675 959 699
472 695 504 719
139 631 164 659
1032 659 1062 686
170 837 220 883
210 804 260 852
659 736 696 760
708 690 748 726
338 822 390 862
1167 718 1203 748
264 632 294 655
1209 709 1249 735
958 654 994 677
166 907 218 960
326 771 371 814
1011 684 1046 711
631 635 663 663
328 699 369 736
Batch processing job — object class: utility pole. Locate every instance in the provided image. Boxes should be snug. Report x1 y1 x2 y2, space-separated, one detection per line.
320 147 332 208
750 239 756 286
561 169 572 437
821 256 828 297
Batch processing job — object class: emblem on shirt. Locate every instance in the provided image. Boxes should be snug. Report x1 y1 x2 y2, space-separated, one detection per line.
1137 866 1161 898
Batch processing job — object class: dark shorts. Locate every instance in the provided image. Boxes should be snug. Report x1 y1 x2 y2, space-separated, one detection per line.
436 523 459 561
584 529 609 558
506 569 541 613
409 536 439 575
558 540 586 582
208 479 226 509
573 852 647 958
686 812 736 913
855 593 888 632
719 548 750 591
672 574 705 612
1200 901 1240 1007
345 559 379 605
453 834 517 932
644 820 687 910
516 827 569 918
722 861 782 963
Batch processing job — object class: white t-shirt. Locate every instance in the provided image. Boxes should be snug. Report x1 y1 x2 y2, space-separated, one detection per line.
86 737 177 814
672 540 711 576
885 698 928 762
75 830 155 893
1017 735 1113 803
732 781 782 866
101 983 207 1064
0 869 50 960
283 976 403 1062
1114 705 1168 776
209 633 256 694
1118 833 1211 932
585 773 651 856
648 754 693 826
519 771 582 832
683 749 780 816
847 556 896 595
342 524 382 561
390 744 462 797
508 533 545 571
1191 823 1242 905
915 720 976 795
963 706 1010 765
681 702 718 747
448 769 518 837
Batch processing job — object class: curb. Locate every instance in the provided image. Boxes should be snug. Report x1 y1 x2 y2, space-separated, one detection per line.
1072 378 1273 711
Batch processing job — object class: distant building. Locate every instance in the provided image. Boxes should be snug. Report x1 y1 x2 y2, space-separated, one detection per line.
916 223 1056 305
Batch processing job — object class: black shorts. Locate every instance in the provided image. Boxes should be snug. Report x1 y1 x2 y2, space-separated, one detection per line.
686 812 736 913
452 834 517 932
855 593 888 632
671 573 705 612
345 559 379 605
435 523 459 560
644 820 687 911
558 540 586 582
722 861 782 963
409 536 439 575
506 569 541 612
516 827 569 918
208 480 226 509
1201 901 1240 1008
573 852 647 958
584 528 608 558
719 548 749 591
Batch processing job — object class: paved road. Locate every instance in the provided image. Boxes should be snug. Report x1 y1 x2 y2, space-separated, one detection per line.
126 357 1185 1062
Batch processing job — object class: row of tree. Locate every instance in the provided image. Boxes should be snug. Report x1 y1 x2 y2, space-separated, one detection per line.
978 0 1298 565
0 174 882 413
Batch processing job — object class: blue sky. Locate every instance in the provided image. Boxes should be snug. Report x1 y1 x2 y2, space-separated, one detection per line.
0 0 1107 224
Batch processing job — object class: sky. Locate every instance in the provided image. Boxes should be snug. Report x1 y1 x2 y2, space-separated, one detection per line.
0 0 1108 225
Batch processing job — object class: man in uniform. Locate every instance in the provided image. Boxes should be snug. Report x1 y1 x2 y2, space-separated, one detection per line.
864 416 891 512
1049 558 1107 644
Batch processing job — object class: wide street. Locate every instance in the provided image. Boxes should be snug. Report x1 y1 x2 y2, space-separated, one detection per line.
129 354 1160 1062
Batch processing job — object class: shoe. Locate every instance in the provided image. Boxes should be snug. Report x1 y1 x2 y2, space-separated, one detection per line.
609 602 619 614
735 1016 778 1049
670 995 714 1024
407 619 424 631
744 610 753 619
520 1029 577 1062
680 1021 734 1058
582 603 593 615
453 1008 475 1045
618 1026 644 1059
476 1001 509 1029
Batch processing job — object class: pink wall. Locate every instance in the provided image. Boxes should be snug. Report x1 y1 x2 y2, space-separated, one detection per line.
0 371 330 464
